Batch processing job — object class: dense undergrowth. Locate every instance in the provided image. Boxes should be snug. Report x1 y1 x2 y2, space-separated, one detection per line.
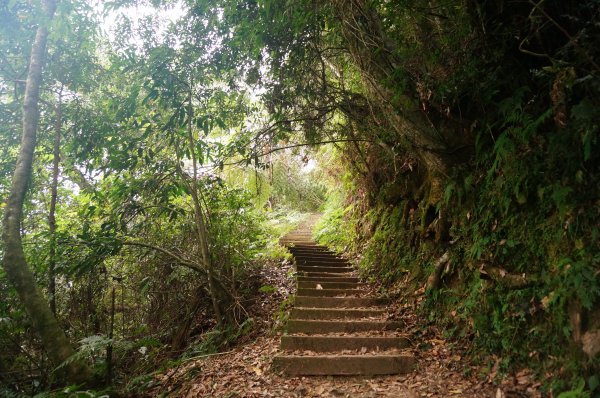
314 60 599 398
316 125 599 393
0 148 317 396
308 1 600 395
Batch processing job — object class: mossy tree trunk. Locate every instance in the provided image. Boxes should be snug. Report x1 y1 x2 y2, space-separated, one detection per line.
0 0 91 384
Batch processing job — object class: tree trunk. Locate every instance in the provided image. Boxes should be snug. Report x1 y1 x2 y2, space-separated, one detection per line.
186 81 224 328
0 0 91 384
48 91 62 315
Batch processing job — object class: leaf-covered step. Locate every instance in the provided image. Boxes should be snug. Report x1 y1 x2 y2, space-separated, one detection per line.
297 275 360 283
280 335 411 352
288 249 336 255
297 280 359 289
296 288 363 297
272 354 416 376
295 258 351 266
295 296 387 308
296 265 354 273
290 307 384 320
286 319 403 334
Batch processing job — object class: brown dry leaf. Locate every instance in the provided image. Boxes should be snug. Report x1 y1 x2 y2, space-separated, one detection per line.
252 366 263 376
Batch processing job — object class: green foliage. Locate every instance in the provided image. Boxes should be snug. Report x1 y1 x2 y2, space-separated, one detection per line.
181 318 255 360
1 0 599 394
309 2 600 394
273 294 295 334
269 153 327 212
314 192 356 253
258 285 277 294
557 379 590 398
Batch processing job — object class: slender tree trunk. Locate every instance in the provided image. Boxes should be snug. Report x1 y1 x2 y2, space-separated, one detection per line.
186 81 224 328
48 90 62 315
0 0 91 384
106 284 115 384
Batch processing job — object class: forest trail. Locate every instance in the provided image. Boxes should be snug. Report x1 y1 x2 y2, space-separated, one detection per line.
273 218 415 375
148 218 516 397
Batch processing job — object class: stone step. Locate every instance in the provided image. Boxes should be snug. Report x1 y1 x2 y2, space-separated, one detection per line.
296 265 354 273
280 335 411 352
292 253 344 258
289 249 336 255
296 271 357 279
297 276 360 283
296 288 362 297
290 307 384 320
281 243 321 247
278 224 416 377
297 264 352 270
295 259 349 266
295 296 387 308
297 281 359 289
288 246 330 251
283 242 327 248
272 354 416 376
287 319 402 334
294 257 350 266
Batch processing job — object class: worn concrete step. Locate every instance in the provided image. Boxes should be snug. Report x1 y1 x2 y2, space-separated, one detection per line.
287 319 402 334
297 281 359 289
281 242 320 247
284 242 326 248
297 276 360 283
295 296 387 308
290 307 384 320
288 246 329 250
280 335 411 351
293 252 344 257
296 265 354 273
292 254 338 259
293 251 344 260
295 259 349 265
289 248 336 255
288 242 329 251
296 259 350 266
296 288 363 297
296 271 356 279
272 354 415 376
297 264 352 270
290 252 337 258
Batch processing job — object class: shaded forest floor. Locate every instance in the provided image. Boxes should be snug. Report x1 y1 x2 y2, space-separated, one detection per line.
144 251 542 397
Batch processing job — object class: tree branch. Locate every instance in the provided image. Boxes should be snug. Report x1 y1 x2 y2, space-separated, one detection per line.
119 240 207 273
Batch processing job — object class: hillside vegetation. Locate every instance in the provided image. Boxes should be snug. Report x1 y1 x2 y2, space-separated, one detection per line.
0 0 598 396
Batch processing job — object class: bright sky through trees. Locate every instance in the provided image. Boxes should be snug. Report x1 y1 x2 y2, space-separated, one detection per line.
99 1 185 49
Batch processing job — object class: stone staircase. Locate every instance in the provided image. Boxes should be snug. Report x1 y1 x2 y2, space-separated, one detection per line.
272 226 416 376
